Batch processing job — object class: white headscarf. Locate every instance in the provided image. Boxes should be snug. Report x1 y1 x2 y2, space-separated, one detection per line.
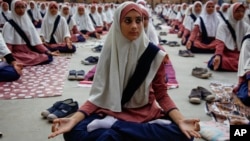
73 5 95 32
2 0 42 45
88 1 166 112
238 28 250 76
216 2 248 51
194 1 220 37
40 2 70 43
28 1 42 21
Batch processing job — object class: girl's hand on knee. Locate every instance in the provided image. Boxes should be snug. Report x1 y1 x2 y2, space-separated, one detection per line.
178 119 201 139
48 118 76 139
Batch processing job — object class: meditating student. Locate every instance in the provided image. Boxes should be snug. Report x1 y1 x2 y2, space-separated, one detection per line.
60 4 86 43
140 5 159 46
185 1 220 54
0 33 22 82
73 5 101 39
180 1 202 46
217 2 230 23
39 2 47 18
208 2 248 72
97 5 109 31
2 0 57 66
27 1 42 28
40 1 76 53
103 4 113 29
89 5 104 34
48 2 201 141
174 3 187 38
0 2 11 28
235 33 250 106
168 5 179 33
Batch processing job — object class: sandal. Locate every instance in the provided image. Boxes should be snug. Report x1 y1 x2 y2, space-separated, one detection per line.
91 45 103 52
81 56 99 65
76 70 85 80
68 70 77 80
159 39 168 45
167 41 180 47
159 31 167 36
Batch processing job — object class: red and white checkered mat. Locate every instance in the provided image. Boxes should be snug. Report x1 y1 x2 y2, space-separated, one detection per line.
0 57 70 100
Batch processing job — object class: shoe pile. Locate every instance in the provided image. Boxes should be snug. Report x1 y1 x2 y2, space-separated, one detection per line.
188 86 216 104
192 67 212 79
41 98 78 122
178 50 194 57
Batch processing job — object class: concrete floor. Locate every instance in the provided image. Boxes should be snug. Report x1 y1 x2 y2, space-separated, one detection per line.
0 16 237 141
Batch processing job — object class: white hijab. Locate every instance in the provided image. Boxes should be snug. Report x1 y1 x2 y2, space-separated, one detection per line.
88 2 166 112
2 0 42 45
73 5 95 32
40 2 70 43
216 2 249 51
194 1 220 37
